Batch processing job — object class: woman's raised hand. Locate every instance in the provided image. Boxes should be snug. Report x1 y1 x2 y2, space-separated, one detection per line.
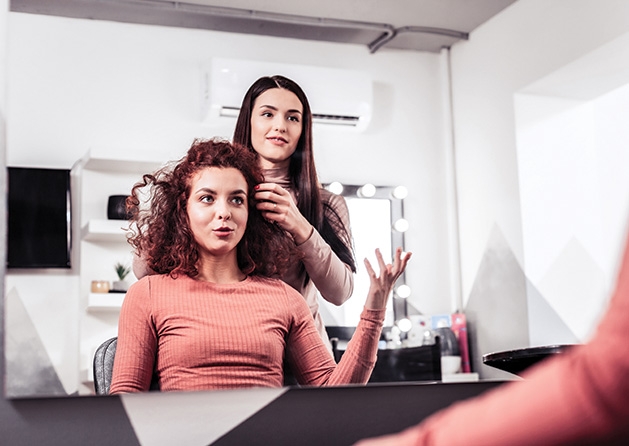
254 182 314 244
364 247 412 310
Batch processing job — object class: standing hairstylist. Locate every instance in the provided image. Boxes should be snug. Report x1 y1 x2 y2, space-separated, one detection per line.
234 75 356 350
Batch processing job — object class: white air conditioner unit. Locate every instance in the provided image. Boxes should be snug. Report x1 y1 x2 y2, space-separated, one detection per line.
201 58 372 131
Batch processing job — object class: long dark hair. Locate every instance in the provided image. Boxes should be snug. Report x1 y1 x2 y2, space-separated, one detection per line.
233 75 356 274
127 138 298 278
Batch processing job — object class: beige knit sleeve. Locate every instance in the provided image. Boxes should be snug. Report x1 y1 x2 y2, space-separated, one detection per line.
297 191 355 305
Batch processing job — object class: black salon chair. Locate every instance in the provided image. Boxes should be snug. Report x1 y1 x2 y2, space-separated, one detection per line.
93 336 160 395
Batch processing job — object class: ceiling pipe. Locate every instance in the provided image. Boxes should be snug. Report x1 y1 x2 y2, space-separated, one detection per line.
369 26 469 53
12 0 468 54
167 1 399 51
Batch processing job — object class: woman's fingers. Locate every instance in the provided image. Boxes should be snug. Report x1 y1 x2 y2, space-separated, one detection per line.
391 248 411 277
254 183 287 202
367 247 411 283
364 257 376 279
254 184 289 222
375 248 387 274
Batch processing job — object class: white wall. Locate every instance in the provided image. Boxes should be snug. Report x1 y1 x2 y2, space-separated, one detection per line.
516 76 629 343
450 0 629 376
5 12 451 393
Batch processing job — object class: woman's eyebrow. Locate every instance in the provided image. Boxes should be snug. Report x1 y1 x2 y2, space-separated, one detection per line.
194 187 216 194
195 187 247 196
258 104 302 115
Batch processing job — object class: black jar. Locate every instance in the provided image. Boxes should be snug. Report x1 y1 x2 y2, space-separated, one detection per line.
107 195 132 220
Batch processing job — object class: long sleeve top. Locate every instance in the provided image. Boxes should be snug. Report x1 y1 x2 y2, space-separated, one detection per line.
364 232 629 445
109 274 383 393
263 168 355 349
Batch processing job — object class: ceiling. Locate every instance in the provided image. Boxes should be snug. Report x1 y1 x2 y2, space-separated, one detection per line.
10 0 518 53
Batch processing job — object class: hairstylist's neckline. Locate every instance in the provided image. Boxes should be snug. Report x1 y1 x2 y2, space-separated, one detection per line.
262 166 291 189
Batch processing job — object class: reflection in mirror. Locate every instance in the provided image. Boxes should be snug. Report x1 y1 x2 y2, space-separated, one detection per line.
4 9 435 400
318 183 408 328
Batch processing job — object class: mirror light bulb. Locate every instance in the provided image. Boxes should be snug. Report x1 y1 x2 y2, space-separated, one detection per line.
396 284 411 298
327 182 344 195
394 218 409 232
358 183 376 198
393 185 408 199
397 318 412 333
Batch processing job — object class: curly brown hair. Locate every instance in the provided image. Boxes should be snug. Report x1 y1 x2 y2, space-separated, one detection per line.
126 138 299 278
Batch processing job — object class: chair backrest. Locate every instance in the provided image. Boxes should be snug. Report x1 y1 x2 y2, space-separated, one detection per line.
93 336 160 394
93 337 118 395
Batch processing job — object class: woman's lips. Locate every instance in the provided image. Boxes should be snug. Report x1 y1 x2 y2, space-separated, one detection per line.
267 136 288 144
213 227 233 237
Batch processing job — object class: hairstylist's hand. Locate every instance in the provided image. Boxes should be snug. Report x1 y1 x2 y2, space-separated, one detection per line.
364 247 411 310
254 182 314 244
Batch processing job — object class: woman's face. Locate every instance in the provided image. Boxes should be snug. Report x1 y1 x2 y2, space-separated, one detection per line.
187 167 249 259
250 87 303 170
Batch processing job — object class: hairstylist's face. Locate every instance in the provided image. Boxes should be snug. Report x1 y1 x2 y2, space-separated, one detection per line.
250 88 303 170
187 167 248 259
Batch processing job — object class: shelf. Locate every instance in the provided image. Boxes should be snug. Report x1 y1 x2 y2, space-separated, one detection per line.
87 292 125 312
82 219 130 242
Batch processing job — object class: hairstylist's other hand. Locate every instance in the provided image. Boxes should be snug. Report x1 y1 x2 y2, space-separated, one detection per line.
364 247 411 310
254 182 314 244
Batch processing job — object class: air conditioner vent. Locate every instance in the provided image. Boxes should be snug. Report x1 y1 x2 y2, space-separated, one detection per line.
313 114 361 126
203 58 372 131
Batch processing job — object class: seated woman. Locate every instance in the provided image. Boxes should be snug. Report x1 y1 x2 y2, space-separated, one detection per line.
109 138 410 393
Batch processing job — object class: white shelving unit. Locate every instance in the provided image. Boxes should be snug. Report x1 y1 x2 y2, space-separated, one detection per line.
81 219 130 242
87 292 125 312
73 151 163 392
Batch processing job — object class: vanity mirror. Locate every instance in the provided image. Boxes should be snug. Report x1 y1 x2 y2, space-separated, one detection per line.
319 183 408 328
4 12 430 399
3 0 510 400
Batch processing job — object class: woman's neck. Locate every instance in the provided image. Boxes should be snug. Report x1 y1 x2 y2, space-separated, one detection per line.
262 165 291 189
195 253 246 284
259 157 290 171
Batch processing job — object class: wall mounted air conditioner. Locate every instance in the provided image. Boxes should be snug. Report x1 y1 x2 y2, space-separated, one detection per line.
202 58 372 131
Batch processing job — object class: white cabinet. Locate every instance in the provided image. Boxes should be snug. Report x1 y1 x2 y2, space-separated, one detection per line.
72 151 163 393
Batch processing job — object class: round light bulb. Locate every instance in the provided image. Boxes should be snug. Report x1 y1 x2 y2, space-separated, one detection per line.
393 185 408 199
397 318 413 333
396 284 411 298
327 182 344 195
358 183 376 198
394 218 409 232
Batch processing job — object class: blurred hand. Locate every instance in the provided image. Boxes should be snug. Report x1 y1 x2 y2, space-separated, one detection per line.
354 427 419 446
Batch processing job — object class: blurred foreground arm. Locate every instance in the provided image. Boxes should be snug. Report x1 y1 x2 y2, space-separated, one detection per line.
356 231 629 445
